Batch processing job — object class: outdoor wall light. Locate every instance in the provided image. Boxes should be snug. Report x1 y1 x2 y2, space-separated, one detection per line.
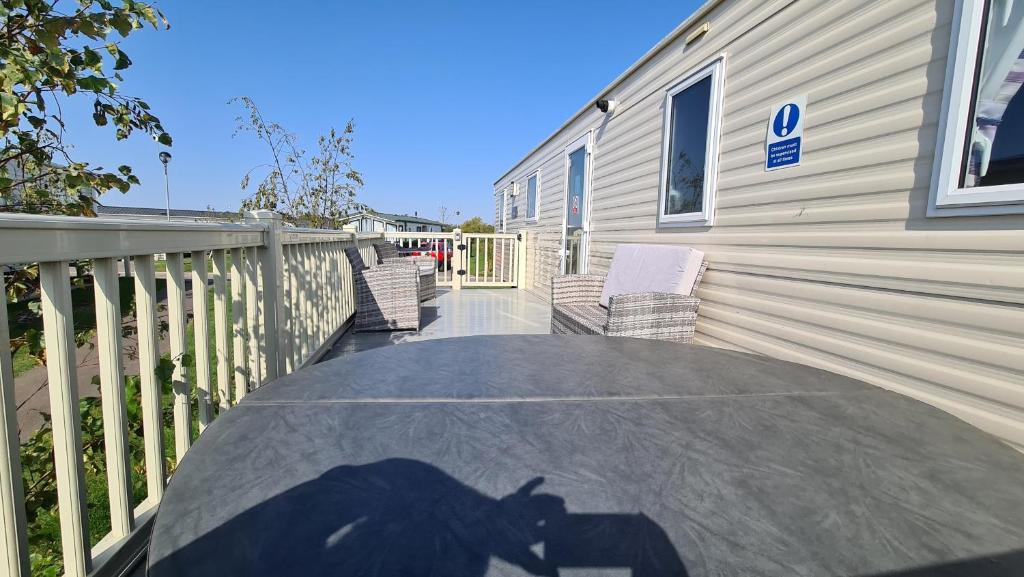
596 98 618 114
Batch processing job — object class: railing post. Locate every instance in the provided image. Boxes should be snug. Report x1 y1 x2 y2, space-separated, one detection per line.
40 261 91 577
165 252 191 463
92 258 134 539
132 255 166 504
452 227 463 291
191 251 213 430
0 275 30 577
516 230 529 290
229 248 247 401
244 247 261 390
211 250 232 411
244 210 285 381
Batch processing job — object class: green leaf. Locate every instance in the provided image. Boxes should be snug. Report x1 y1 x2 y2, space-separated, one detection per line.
155 357 175 382
77 76 110 92
156 132 172 146
137 5 159 28
0 93 18 115
114 50 132 71
83 47 102 68
110 13 133 37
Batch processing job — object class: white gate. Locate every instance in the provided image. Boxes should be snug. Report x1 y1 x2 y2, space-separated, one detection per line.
459 233 520 287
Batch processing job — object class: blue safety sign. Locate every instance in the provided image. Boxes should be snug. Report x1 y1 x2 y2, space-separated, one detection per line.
765 95 806 171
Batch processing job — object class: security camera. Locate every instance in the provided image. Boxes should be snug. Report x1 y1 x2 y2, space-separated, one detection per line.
596 98 618 114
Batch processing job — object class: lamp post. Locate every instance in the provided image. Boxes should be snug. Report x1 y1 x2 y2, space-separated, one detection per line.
159 151 172 221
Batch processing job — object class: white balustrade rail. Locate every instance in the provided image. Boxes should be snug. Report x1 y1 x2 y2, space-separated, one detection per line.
382 231 457 287
0 210 382 577
381 230 528 289
279 226 379 372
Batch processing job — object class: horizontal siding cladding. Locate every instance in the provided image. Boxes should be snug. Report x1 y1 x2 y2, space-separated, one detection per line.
494 0 1024 446
500 139 571 296
695 272 1024 451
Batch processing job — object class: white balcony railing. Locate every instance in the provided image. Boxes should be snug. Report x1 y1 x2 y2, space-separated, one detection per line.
0 210 386 577
380 230 526 289
382 231 457 287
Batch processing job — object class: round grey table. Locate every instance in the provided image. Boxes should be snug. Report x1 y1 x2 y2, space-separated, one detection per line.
148 335 1024 577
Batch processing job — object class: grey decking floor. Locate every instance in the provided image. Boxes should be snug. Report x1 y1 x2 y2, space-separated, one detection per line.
323 288 551 359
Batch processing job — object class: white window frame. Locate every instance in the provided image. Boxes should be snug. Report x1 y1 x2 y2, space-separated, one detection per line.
657 55 726 228
930 0 1024 216
560 132 594 274
525 171 540 223
510 181 519 221
498 185 510 232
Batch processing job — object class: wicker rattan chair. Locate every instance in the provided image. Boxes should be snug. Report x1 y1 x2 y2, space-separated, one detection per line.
551 247 708 343
372 242 437 302
344 247 420 331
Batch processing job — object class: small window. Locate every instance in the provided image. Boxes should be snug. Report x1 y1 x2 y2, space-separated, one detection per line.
932 0 1024 215
526 173 539 221
658 57 724 227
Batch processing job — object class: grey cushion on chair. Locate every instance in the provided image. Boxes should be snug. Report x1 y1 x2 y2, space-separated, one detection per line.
598 244 705 307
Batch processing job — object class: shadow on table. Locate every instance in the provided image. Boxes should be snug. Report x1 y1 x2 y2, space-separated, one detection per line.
149 458 687 577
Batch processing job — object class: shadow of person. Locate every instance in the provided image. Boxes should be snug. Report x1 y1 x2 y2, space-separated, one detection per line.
149 458 687 577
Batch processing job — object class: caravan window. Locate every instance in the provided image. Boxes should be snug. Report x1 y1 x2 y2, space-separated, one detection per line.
932 0 1024 215
658 58 724 227
526 173 539 221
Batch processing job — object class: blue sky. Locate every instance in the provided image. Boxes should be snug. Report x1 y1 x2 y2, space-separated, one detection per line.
67 0 703 223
